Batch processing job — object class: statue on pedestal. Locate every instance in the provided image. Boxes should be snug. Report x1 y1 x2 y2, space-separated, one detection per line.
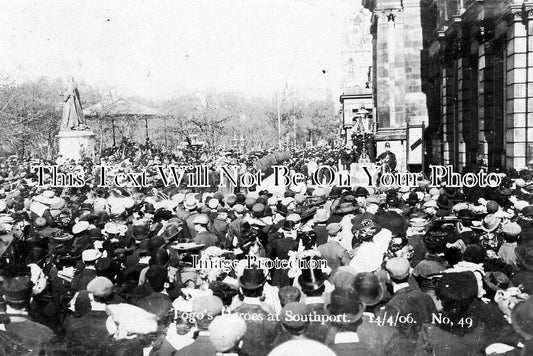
57 82 95 161
60 83 87 131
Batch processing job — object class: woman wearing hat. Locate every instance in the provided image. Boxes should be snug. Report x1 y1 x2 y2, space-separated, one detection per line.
474 214 502 256
415 272 488 356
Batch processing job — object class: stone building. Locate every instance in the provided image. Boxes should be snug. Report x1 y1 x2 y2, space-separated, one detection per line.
339 7 375 150
363 0 533 172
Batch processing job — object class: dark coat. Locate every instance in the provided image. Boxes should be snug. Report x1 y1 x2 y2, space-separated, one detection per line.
414 323 486 356
304 302 329 343
266 237 298 288
317 241 351 278
325 316 405 356
313 224 329 247
382 286 437 342
193 231 217 248
212 218 229 248
63 309 145 356
136 292 172 320
71 267 97 291
174 335 217 356
1 316 55 356
329 342 377 356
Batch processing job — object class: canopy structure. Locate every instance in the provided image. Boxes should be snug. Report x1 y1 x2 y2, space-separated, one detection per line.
83 98 163 146
83 98 162 117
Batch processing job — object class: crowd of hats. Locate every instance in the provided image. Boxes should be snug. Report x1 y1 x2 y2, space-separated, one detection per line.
0 148 533 354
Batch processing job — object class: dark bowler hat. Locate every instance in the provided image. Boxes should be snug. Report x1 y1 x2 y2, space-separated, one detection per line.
298 256 326 293
160 221 182 242
239 267 267 290
3 276 33 303
436 271 478 302
148 236 166 251
376 211 407 236
423 228 448 250
456 209 475 221
95 257 112 274
386 192 399 207
88 228 102 240
210 281 239 306
25 247 46 265
405 192 419 204
132 224 150 241
436 194 450 209
354 187 369 197
328 288 364 323
150 249 170 266
522 205 533 217
352 272 384 306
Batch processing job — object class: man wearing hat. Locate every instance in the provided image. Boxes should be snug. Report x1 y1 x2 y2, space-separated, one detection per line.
266 220 299 288
192 214 217 248
351 272 404 356
64 276 127 354
377 142 397 173
136 265 172 321
412 228 451 293
231 267 278 356
1 276 56 354
498 222 521 265
297 256 329 343
272 302 311 347
317 223 351 279
455 209 476 246
476 214 502 254
325 288 376 356
228 204 246 248
184 195 200 238
414 272 490 355
211 206 230 249
71 248 101 291
383 257 436 352
354 186 369 210
509 296 533 354
312 208 330 246
174 296 225 356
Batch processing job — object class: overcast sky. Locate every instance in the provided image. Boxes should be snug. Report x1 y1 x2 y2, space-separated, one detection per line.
0 0 366 100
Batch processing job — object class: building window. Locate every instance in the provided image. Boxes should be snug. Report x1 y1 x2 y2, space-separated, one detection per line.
348 58 355 78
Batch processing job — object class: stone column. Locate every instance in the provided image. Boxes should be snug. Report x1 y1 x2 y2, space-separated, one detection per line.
505 8 528 168
456 50 471 170
441 50 455 166
478 27 495 166
402 0 428 127
526 5 533 166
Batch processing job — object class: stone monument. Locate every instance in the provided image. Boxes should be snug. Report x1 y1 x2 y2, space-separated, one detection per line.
57 83 96 161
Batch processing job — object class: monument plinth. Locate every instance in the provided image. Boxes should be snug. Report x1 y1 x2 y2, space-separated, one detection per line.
57 130 96 161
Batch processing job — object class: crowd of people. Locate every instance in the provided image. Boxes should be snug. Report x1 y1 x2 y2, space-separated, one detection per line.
0 145 532 356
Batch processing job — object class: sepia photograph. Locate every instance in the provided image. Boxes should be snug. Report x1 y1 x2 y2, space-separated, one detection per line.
0 0 532 355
